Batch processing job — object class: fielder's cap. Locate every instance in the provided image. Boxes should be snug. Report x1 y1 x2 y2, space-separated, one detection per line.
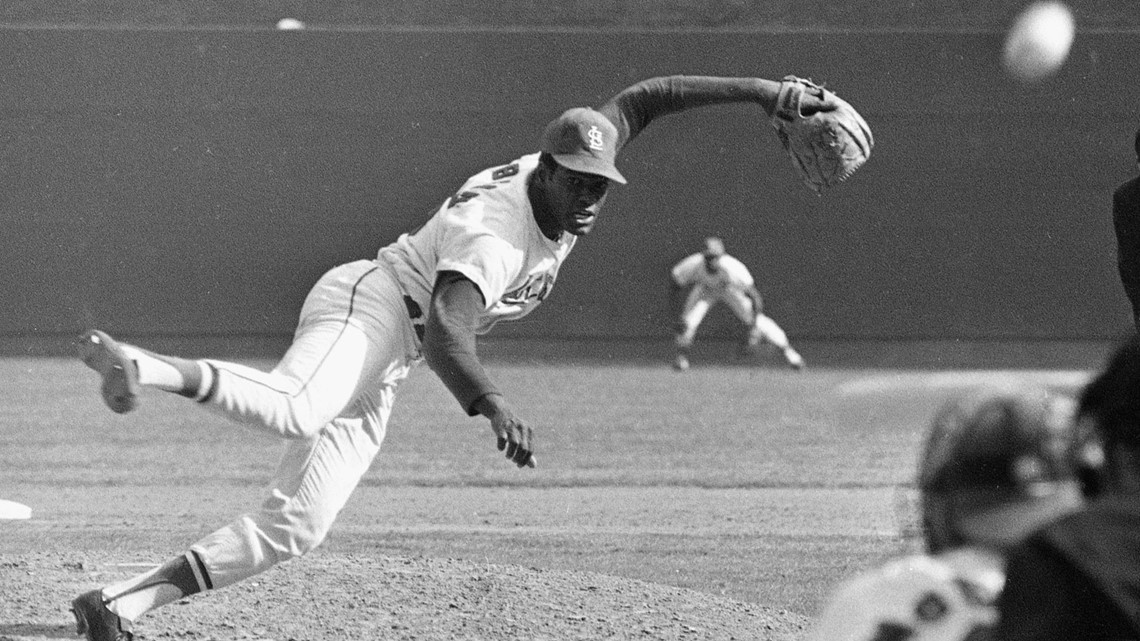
540 107 626 184
703 237 726 257
919 384 1083 550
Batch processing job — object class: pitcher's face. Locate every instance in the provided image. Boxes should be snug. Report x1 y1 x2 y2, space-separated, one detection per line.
544 165 611 236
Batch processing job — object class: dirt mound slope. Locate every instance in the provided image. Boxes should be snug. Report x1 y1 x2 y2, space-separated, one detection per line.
1 552 809 640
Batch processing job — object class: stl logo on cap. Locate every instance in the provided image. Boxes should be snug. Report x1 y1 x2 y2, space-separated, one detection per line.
540 107 627 184
587 125 605 152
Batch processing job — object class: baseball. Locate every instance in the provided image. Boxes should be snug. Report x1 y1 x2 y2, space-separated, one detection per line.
276 17 305 30
1002 1 1075 82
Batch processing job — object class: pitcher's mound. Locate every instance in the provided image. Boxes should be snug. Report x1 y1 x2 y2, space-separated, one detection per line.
1 552 809 640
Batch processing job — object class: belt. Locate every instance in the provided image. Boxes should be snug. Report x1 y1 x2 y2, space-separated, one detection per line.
403 295 426 342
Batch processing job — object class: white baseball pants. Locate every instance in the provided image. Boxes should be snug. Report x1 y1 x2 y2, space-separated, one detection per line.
187 259 422 589
676 287 791 349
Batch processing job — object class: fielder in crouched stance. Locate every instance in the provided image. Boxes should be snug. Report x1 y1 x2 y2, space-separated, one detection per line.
670 236 803 371
804 384 1085 641
70 74 836 641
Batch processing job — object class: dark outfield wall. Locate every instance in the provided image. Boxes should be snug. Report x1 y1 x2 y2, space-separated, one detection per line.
2 28 1137 342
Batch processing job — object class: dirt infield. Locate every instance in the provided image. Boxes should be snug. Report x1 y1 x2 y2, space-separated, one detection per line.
0 482 912 636
0 356 1095 640
1 551 809 641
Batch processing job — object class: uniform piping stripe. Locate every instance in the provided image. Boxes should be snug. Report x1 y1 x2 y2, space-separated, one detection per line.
203 265 383 401
196 362 221 404
291 264 380 398
189 550 213 591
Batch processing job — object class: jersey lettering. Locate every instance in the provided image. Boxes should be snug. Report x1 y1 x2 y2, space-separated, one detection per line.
447 190 480 209
447 181 505 210
491 163 520 180
502 273 555 306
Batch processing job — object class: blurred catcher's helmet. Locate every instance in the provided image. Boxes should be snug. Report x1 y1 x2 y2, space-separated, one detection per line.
918 384 1084 554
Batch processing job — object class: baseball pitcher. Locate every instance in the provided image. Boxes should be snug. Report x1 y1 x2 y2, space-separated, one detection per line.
805 386 1084 641
70 74 870 641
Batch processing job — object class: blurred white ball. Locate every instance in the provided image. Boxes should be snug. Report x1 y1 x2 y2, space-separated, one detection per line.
276 17 305 30
1002 1 1075 82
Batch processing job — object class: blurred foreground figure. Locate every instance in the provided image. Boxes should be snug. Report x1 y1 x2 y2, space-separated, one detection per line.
1112 130 1140 331
998 334 1140 641
805 384 1084 641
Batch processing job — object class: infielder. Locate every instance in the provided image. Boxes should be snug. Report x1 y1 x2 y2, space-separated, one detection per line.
804 385 1084 641
670 236 804 371
68 74 869 641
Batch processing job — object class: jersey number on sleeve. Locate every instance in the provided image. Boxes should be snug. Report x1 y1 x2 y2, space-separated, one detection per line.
447 190 480 209
491 162 520 180
445 162 519 210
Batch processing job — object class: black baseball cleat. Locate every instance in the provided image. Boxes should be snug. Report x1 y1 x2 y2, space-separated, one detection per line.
71 589 133 641
78 330 140 414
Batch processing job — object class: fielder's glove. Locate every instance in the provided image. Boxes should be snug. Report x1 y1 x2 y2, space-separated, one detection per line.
771 76 874 194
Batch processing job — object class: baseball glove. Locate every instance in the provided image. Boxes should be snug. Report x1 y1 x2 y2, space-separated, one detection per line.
771 76 874 194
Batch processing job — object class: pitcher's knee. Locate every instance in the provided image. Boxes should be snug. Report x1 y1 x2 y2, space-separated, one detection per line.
264 512 333 561
286 524 330 559
209 378 336 439
276 408 329 439
259 396 336 438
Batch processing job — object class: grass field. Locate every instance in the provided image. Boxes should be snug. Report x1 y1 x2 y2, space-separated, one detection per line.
0 343 1101 639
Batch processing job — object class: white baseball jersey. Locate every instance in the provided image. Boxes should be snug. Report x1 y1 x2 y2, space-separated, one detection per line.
672 251 762 344
671 252 755 294
379 152 575 334
805 548 1004 641
93 75 824 625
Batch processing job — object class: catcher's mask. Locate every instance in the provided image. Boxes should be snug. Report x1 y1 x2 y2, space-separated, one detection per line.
918 384 1084 554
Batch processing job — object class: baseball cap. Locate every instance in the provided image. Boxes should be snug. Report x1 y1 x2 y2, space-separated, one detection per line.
540 107 627 184
919 385 1083 551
